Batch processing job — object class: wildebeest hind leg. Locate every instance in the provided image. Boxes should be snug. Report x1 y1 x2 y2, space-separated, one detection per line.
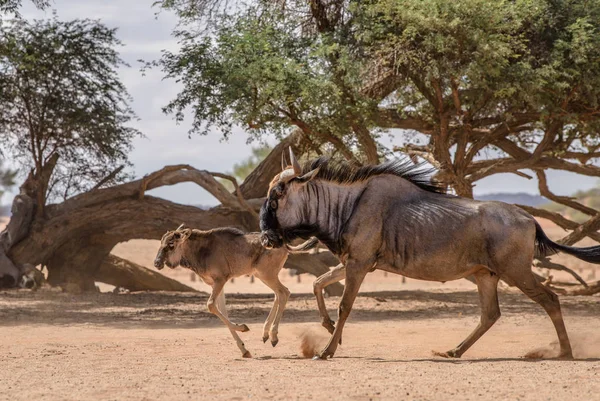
511 271 573 359
433 269 500 358
215 290 252 358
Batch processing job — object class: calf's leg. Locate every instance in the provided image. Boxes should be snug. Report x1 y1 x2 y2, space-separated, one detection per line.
215 290 252 358
207 279 250 333
256 271 290 347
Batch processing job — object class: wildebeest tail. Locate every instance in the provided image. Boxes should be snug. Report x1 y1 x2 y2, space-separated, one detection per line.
285 237 319 253
534 220 600 263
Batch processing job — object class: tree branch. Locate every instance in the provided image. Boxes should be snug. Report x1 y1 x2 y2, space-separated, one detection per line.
208 171 258 218
533 257 588 287
92 165 124 190
535 170 597 216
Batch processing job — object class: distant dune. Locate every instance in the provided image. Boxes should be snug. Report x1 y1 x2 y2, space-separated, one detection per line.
475 192 547 206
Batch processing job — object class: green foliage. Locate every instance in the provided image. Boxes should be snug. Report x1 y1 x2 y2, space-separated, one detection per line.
360 0 600 132
0 16 140 202
148 1 382 161
218 145 271 191
155 0 600 194
231 145 272 181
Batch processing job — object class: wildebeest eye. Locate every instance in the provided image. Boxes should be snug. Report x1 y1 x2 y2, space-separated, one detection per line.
269 200 277 210
274 184 284 197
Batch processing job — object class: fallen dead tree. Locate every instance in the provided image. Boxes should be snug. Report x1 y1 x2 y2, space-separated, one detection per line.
0 131 345 294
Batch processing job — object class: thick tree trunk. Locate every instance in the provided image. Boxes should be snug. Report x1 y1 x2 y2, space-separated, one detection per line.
0 175 36 286
238 129 309 199
46 242 108 292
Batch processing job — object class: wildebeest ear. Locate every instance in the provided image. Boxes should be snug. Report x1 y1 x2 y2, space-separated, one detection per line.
296 167 320 184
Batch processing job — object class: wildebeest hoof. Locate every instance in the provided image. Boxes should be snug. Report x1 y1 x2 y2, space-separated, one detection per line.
316 349 335 360
262 335 269 343
312 355 328 361
524 348 573 360
556 351 574 360
239 324 250 332
271 339 279 347
432 349 460 358
242 350 252 358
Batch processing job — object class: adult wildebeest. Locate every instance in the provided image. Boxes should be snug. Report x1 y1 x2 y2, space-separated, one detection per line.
260 148 600 360
154 224 317 358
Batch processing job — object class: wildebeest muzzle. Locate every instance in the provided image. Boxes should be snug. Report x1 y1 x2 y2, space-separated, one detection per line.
260 230 284 249
259 198 285 249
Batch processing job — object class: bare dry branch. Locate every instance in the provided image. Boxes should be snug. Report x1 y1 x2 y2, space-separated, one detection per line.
535 170 597 216
92 165 124 190
208 171 258 218
533 257 588 287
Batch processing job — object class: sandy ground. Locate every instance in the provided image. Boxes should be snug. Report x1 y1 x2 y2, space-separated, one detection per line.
1 217 600 400
1 288 600 401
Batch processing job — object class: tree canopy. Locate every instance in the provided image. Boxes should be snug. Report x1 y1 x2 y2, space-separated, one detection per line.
0 16 140 210
155 0 600 187
153 0 600 244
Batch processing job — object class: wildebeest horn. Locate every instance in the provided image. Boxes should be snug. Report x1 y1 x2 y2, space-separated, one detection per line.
289 147 301 175
176 223 186 231
281 151 288 171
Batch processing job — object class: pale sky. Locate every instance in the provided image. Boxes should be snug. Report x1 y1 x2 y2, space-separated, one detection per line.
3 0 598 206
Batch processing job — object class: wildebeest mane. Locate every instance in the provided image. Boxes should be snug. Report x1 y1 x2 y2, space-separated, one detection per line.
303 157 446 194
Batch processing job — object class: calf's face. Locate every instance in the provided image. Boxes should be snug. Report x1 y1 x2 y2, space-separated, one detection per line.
154 229 189 270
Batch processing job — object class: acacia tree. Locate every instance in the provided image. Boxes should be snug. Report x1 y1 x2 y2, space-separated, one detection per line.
0 16 140 289
154 0 600 289
0 17 140 214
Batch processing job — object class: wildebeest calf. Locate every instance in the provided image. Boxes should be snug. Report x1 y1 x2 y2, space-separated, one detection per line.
154 224 316 358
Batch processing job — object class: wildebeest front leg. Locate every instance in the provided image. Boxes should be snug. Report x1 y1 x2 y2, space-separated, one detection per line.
313 263 346 335
207 280 250 333
434 270 500 358
316 260 369 359
215 290 252 358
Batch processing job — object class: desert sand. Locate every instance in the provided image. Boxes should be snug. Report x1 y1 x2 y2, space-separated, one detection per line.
1 217 599 400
